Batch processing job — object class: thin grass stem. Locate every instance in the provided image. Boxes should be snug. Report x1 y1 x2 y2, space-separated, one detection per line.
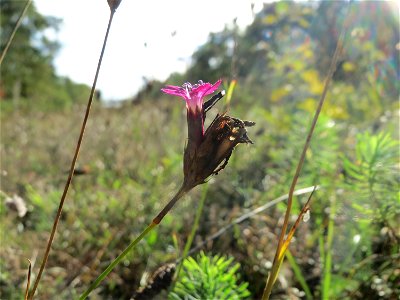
263 188 316 296
24 260 32 300
28 10 116 299
0 0 32 65
261 4 349 297
286 250 313 300
187 186 319 257
322 194 336 300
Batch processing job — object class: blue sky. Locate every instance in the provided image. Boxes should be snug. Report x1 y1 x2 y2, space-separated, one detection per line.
35 0 264 101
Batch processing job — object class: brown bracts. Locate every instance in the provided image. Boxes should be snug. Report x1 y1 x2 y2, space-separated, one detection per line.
183 113 255 189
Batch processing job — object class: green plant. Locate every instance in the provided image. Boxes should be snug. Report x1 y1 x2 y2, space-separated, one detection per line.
339 131 400 299
343 131 399 245
169 252 251 300
343 131 399 207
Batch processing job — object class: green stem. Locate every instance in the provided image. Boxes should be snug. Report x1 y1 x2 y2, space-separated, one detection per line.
286 250 313 300
322 195 336 300
79 222 157 300
153 185 188 224
79 186 188 299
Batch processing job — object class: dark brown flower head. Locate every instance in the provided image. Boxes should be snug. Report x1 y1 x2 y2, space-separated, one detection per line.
161 80 255 191
183 113 254 189
107 0 122 11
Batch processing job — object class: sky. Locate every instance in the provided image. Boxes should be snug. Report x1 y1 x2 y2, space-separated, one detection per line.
35 0 265 101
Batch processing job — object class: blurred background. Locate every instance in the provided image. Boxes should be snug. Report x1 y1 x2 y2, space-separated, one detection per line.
1 1 399 299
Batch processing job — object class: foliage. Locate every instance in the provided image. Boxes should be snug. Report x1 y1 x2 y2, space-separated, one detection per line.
0 1 91 109
344 132 399 204
169 252 250 300
340 131 400 299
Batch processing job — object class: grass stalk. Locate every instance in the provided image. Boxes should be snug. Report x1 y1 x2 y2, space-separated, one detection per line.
24 260 32 300
187 186 319 256
28 9 117 299
264 188 315 297
261 17 347 296
0 0 32 65
286 250 312 300
322 195 336 300
317 217 326 284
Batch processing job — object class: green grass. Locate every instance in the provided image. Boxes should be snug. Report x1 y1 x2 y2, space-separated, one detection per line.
1 89 399 298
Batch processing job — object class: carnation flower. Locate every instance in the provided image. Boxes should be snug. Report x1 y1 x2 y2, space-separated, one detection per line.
154 80 255 224
162 80 222 149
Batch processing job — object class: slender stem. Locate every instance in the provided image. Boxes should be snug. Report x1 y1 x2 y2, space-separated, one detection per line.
322 194 336 300
153 184 188 224
0 0 32 65
276 37 342 250
24 260 32 300
79 222 157 300
286 251 313 300
79 186 188 299
261 8 348 300
28 10 116 299
263 187 315 297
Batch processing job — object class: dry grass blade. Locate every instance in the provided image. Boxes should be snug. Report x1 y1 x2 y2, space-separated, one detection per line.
28 9 117 299
0 0 32 65
186 186 319 257
24 259 32 300
279 187 316 260
261 4 350 298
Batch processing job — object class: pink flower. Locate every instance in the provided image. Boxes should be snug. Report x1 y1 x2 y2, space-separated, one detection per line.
155 79 254 219
162 80 222 114
162 80 222 148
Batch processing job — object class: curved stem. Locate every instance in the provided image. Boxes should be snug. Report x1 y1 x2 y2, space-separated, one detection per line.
28 10 116 299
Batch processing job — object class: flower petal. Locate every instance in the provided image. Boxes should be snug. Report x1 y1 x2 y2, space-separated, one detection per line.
195 79 222 99
161 80 222 110
161 86 189 100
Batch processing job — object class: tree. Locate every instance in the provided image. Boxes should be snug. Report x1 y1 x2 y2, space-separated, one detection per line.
0 1 73 108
